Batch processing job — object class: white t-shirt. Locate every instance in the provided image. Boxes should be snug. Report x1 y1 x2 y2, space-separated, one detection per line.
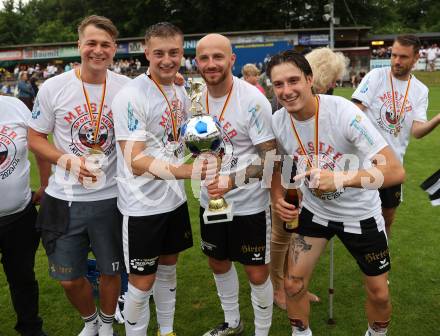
113 74 189 216
426 47 438 61
200 77 275 216
352 67 428 162
272 95 388 228
0 96 32 216
28 69 130 201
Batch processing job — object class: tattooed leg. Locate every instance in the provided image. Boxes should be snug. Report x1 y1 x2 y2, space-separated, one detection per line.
290 235 312 265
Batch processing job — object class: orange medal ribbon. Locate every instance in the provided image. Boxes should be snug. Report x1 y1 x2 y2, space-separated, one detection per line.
205 82 234 123
76 68 107 150
289 96 320 170
389 70 411 137
149 75 179 141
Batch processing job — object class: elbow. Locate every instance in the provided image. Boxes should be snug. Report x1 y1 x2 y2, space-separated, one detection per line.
412 132 422 139
131 166 144 176
397 166 406 184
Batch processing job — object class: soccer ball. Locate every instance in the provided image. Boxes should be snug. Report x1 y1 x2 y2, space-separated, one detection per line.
180 115 222 155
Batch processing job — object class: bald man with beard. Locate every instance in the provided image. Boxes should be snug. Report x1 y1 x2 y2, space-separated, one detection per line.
195 34 277 336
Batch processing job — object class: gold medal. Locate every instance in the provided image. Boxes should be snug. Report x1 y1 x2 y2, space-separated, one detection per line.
77 68 107 155
290 96 322 198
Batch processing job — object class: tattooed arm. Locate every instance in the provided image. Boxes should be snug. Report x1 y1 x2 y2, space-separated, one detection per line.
206 138 277 199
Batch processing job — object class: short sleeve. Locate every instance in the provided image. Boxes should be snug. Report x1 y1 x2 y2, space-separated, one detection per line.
247 93 275 145
112 86 147 142
352 68 381 109
413 86 428 123
341 101 388 160
28 82 55 134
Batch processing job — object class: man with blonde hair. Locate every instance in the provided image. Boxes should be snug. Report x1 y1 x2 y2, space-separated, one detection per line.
28 15 130 336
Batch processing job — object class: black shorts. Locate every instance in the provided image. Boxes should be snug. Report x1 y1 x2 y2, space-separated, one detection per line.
123 202 193 275
199 207 271 265
295 207 390 276
379 184 402 209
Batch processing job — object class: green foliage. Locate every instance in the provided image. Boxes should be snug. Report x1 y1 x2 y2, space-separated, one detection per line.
0 0 439 46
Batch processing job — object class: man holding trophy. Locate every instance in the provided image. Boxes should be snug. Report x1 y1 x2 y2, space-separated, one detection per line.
195 34 277 336
28 16 129 336
112 23 216 336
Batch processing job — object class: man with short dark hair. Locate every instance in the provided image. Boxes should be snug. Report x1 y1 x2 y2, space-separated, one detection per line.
112 22 215 336
352 34 440 235
28 15 129 336
268 50 405 336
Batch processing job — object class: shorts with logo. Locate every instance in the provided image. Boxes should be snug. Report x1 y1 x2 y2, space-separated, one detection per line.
47 198 123 281
296 207 390 276
379 184 402 209
123 202 193 275
199 207 271 265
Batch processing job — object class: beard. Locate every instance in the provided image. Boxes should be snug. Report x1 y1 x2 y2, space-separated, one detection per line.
391 64 411 78
200 67 229 86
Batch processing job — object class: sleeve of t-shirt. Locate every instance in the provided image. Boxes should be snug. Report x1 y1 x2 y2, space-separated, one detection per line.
352 68 381 109
112 86 147 142
340 100 388 160
413 86 429 123
27 81 55 134
271 110 287 155
247 92 275 145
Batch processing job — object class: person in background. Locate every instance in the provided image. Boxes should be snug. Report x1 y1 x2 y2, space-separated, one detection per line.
17 72 35 111
352 34 440 236
242 63 266 95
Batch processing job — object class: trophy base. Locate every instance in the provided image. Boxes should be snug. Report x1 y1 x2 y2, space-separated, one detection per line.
203 201 234 224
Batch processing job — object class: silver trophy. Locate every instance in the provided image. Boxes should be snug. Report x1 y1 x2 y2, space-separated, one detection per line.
181 78 234 224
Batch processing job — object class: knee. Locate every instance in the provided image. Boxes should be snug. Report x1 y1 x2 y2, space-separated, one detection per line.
129 274 155 292
284 275 306 298
208 258 231 274
246 266 269 285
99 273 120 285
59 278 83 292
367 284 390 307
159 254 178 265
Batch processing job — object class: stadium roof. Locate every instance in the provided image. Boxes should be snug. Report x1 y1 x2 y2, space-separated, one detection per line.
0 26 372 50
366 32 440 42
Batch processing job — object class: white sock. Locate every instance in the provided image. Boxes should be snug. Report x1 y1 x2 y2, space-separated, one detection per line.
98 310 114 336
79 309 99 336
250 277 273 336
292 326 312 336
366 324 388 336
213 263 240 329
124 282 152 336
153 264 177 335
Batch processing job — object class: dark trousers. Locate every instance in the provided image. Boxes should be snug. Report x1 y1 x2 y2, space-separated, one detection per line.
0 204 43 335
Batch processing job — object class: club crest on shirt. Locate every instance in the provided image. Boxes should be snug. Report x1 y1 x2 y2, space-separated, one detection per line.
376 91 412 136
0 126 19 180
295 146 345 201
64 105 115 156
